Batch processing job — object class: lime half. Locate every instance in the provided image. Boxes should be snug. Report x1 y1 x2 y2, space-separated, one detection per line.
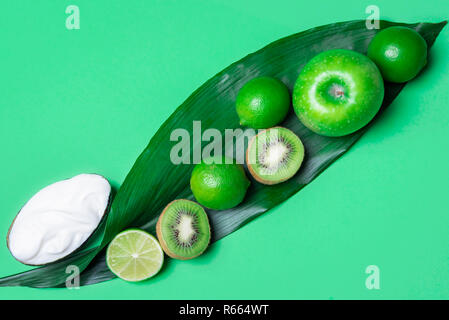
106 229 164 282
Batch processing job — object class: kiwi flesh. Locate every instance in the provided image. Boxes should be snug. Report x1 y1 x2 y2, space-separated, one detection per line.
246 127 304 185
156 199 210 260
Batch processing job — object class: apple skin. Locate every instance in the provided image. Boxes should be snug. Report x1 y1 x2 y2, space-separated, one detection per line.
293 49 384 137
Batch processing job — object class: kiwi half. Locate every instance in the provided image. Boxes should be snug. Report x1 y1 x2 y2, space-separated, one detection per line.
156 199 210 260
246 127 304 185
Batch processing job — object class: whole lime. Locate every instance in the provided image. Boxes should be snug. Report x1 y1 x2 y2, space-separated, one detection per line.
190 156 250 210
236 76 290 129
367 26 427 83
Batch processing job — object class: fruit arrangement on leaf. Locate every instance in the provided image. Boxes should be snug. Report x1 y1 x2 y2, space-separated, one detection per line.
3 21 442 285
74 26 439 282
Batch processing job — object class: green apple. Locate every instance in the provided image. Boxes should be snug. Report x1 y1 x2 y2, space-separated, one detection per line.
293 49 384 137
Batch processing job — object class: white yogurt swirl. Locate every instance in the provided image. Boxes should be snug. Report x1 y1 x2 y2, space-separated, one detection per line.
8 174 111 265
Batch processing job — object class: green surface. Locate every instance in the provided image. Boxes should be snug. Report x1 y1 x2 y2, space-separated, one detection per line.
0 0 448 299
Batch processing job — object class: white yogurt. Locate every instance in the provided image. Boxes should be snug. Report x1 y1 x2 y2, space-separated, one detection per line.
8 174 111 265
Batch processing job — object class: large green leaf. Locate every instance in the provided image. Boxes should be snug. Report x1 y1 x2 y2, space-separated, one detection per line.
0 19 446 288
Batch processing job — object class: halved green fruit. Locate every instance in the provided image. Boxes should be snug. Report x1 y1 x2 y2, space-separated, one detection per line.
246 127 305 185
156 199 211 260
106 229 164 282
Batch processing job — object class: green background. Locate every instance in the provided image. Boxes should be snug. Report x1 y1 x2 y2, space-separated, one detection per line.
0 0 448 299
